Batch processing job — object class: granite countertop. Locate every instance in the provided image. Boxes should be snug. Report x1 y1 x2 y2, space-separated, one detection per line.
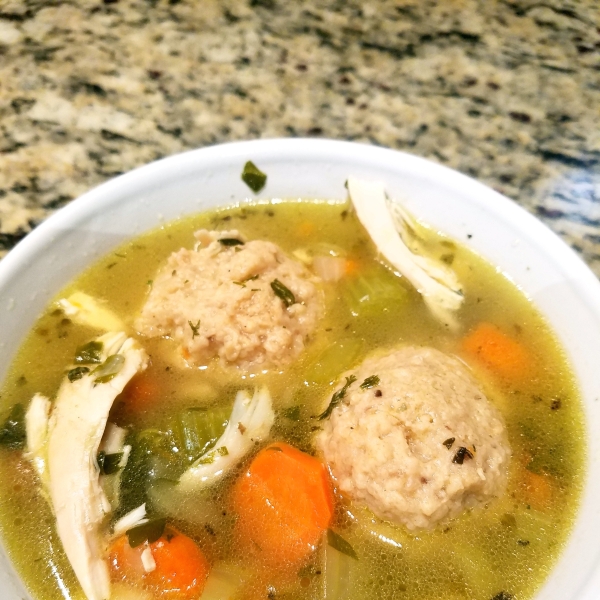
0 0 599 271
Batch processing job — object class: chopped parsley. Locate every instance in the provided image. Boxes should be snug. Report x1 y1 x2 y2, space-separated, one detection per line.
97 451 124 475
74 341 104 365
126 518 167 548
68 366 90 382
188 320 201 338
360 375 380 389
317 375 357 420
271 279 296 307
442 437 455 449
0 404 26 450
219 238 245 247
241 160 267 192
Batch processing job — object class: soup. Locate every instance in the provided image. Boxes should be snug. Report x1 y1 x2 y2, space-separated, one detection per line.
0 195 585 600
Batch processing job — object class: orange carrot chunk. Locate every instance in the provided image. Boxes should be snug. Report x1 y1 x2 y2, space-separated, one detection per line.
521 469 554 511
231 442 334 569
109 527 209 599
462 322 532 380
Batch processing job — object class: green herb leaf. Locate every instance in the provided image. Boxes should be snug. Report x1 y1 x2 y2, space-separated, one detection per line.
188 320 201 338
219 238 245 247
327 529 358 560
68 366 90 382
317 375 357 420
97 451 124 475
233 274 260 287
197 445 228 465
126 518 167 548
74 341 104 365
241 160 267 192
0 404 26 450
271 279 296 307
360 375 380 389
92 354 125 384
442 437 455 449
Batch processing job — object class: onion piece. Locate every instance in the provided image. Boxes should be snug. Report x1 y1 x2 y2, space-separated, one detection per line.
313 256 347 282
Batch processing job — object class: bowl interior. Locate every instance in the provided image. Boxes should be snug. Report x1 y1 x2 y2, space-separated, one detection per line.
1 139 599 599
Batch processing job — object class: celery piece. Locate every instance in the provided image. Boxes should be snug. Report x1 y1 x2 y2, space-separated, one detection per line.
449 540 499 597
200 562 250 600
173 406 230 464
341 271 408 319
304 339 363 385
325 542 353 600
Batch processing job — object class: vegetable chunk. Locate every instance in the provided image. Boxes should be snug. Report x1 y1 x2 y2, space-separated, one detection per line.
231 443 334 568
109 527 209 599
462 322 532 381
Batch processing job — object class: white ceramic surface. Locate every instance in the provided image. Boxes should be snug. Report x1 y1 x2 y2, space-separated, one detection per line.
0 139 599 599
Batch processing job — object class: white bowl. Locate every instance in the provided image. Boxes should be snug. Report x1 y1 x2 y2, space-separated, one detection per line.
1 139 599 599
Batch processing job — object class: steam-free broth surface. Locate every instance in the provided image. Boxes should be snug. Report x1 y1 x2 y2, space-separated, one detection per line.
0 200 585 600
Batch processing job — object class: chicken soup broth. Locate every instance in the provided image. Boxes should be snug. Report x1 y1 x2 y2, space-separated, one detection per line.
0 200 585 600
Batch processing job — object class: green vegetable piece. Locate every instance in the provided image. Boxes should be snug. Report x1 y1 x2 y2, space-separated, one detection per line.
342 271 408 318
74 341 104 365
175 406 230 464
197 445 229 465
327 529 358 560
68 366 90 382
360 375 380 390
241 160 267 192
126 517 167 548
219 238 245 247
93 354 125 384
282 406 301 421
97 451 124 475
317 375 357 420
442 437 455 449
0 404 26 450
270 279 296 307
115 432 154 520
304 339 363 385
188 320 201 338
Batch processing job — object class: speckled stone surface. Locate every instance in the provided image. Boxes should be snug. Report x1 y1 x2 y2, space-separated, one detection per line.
1 0 599 271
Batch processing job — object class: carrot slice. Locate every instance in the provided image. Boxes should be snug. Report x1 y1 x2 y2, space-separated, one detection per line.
231 442 334 569
521 469 554 511
462 322 532 380
119 373 160 414
109 527 209 599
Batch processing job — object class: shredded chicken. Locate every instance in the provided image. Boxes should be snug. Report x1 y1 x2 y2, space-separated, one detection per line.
347 177 464 329
179 388 274 490
58 291 125 332
25 331 149 600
